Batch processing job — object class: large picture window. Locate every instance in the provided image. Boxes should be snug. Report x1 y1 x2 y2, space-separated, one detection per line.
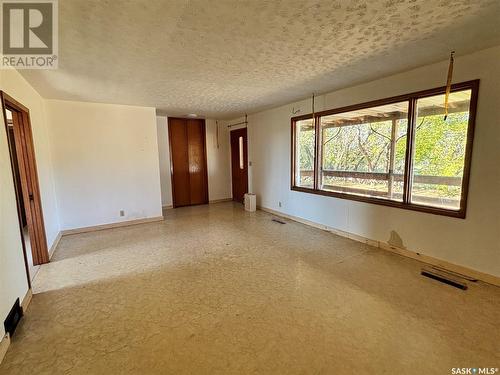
291 80 479 218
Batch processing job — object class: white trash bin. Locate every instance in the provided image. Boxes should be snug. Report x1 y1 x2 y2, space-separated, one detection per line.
244 193 256 212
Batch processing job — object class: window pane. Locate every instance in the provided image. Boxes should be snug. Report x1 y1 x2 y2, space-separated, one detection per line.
295 118 315 188
239 136 244 169
411 90 471 210
319 102 408 201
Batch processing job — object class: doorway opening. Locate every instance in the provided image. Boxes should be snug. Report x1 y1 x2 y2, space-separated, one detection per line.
230 128 248 203
2 92 49 285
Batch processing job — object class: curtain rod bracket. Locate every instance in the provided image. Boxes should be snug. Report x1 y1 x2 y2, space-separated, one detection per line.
227 113 248 128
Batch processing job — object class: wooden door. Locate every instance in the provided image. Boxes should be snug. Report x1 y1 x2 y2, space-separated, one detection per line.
186 120 208 205
230 128 248 203
1 91 49 266
169 118 191 207
168 118 208 207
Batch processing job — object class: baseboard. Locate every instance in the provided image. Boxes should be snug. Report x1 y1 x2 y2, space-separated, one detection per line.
48 231 62 260
261 206 379 247
0 333 10 366
21 289 32 313
163 200 231 210
378 242 500 287
61 216 164 236
258 206 500 287
209 198 232 204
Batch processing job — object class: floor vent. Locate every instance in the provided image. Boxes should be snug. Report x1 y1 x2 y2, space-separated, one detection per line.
272 218 286 224
429 266 478 283
4 298 23 337
421 269 468 290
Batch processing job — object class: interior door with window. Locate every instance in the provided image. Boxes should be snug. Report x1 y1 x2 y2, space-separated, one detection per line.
230 128 248 203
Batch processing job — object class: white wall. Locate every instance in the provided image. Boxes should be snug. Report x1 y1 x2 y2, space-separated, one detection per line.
46 100 163 230
156 116 172 207
0 70 60 249
156 117 231 205
240 46 500 277
0 69 60 337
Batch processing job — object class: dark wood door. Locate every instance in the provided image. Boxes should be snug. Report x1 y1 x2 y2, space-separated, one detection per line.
169 118 191 207
168 118 208 207
230 128 248 203
186 120 208 205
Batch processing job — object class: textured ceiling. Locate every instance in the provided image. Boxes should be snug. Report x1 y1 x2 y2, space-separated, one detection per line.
19 0 500 119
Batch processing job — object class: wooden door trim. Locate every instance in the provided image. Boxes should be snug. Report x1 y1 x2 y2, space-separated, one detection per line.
200 119 209 205
1 92 30 113
167 117 185 208
1 91 49 266
168 117 209 208
1 101 31 288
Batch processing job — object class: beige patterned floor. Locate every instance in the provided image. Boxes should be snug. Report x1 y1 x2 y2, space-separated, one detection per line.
1 202 499 374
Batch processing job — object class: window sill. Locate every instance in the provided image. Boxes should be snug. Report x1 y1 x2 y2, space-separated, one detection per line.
290 186 466 219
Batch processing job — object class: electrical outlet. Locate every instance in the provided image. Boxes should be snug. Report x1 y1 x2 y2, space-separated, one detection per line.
120 210 125 217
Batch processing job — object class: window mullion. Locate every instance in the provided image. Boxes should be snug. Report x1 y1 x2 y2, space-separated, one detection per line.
387 119 397 200
403 98 417 204
313 115 321 190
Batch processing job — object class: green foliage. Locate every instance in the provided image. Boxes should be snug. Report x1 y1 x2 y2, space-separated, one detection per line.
297 126 315 171
321 120 407 174
296 110 469 203
412 112 468 177
296 124 315 186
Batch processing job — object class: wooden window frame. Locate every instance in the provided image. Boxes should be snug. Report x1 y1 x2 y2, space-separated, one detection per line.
291 79 479 219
